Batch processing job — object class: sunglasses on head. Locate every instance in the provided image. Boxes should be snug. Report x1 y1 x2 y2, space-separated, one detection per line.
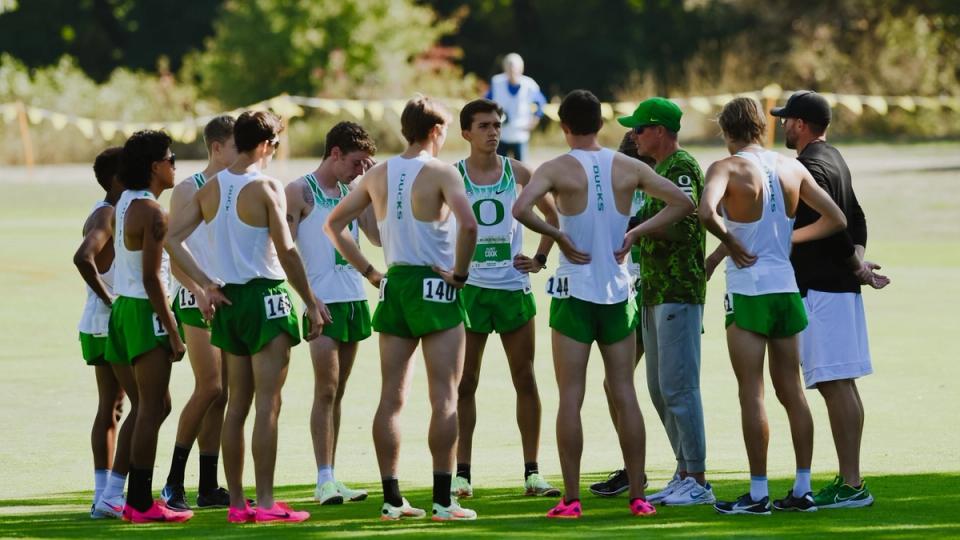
160 153 176 167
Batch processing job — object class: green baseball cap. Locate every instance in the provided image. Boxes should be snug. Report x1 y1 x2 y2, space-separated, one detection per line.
617 97 682 133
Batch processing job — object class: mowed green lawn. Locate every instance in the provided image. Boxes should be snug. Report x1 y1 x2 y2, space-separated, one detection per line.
0 143 958 538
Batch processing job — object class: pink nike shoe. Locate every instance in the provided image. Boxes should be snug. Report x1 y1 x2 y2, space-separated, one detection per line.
630 497 657 516
125 500 193 523
228 503 256 524
254 501 310 523
546 499 582 519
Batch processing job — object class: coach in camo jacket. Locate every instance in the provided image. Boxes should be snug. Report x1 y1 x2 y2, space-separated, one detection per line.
617 97 713 504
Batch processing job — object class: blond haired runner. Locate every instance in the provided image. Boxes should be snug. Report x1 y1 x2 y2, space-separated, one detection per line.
325 95 480 521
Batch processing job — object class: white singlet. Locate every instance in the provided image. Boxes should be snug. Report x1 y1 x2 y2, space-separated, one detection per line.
378 153 456 269
722 149 799 296
113 189 171 299
551 148 633 304
296 173 366 303
456 156 529 291
78 201 115 335
210 169 286 285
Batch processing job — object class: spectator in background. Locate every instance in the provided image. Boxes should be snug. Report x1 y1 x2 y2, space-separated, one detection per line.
486 53 546 162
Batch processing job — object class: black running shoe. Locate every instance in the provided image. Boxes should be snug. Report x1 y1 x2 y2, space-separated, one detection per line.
773 490 817 512
589 470 630 497
714 492 771 515
196 486 232 508
160 483 191 512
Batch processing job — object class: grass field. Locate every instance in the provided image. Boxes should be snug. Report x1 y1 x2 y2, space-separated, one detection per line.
1 142 959 537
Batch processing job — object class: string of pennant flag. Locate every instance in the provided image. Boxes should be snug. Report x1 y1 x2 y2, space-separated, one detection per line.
3 84 959 144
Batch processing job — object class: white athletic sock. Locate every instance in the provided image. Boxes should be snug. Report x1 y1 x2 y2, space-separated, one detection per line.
93 469 108 504
749 476 768 501
317 465 334 486
101 471 127 501
793 469 812 497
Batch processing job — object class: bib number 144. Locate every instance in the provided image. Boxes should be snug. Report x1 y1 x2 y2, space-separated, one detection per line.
264 293 292 320
546 276 570 298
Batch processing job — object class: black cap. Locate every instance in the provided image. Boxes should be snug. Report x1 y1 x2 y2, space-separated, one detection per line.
770 90 831 126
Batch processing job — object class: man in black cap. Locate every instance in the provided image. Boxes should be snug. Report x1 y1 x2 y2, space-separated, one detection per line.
771 90 889 509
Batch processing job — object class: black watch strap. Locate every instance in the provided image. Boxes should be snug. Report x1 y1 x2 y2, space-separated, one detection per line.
534 253 547 267
453 273 469 283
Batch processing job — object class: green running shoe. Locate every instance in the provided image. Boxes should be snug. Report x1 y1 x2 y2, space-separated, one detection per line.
813 475 874 508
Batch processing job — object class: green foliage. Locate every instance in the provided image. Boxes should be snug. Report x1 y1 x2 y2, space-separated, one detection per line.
0 0 222 81
186 0 477 108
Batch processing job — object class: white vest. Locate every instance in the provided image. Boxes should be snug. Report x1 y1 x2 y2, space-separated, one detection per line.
457 157 529 291
210 169 286 285
296 173 366 303
113 190 171 299
489 73 540 144
550 148 633 304
723 149 799 295
172 172 216 308
78 201 115 335
379 153 456 269
628 189 645 279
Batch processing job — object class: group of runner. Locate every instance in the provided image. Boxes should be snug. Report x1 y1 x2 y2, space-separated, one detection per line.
74 88 887 525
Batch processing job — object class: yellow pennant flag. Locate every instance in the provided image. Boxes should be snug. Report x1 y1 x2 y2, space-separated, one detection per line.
99 121 118 140
940 96 960 113
838 94 863 115
366 101 385 122
2 103 19 123
541 103 560 122
168 122 186 141
864 96 888 115
388 100 407 118
689 97 712 114
600 103 614 119
614 102 636 116
712 94 734 106
916 97 940 110
74 117 95 139
27 106 45 124
761 83 783 100
895 96 916 112
122 123 142 138
50 112 69 130
342 100 365 120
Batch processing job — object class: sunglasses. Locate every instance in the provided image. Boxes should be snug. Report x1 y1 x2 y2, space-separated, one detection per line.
269 138 280 149
160 153 176 167
633 125 654 135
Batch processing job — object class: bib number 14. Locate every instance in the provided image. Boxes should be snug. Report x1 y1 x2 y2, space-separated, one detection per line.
546 276 570 298
423 278 456 303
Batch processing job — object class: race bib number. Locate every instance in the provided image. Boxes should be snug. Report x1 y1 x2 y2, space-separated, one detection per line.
471 241 511 268
152 313 168 337
422 278 456 304
178 288 198 309
545 276 570 299
724 292 734 315
264 293 292 320
378 277 388 301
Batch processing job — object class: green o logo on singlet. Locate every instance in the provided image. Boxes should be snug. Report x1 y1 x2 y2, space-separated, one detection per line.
472 198 505 227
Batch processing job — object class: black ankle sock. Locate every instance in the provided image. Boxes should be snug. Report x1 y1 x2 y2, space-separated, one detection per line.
198 453 219 495
433 472 452 507
128 466 154 512
165 444 191 487
524 461 539 480
456 463 471 484
382 477 402 507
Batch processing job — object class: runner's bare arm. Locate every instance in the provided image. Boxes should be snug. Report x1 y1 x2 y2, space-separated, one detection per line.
284 178 310 240
73 206 115 305
697 160 757 268
513 159 557 266
141 204 185 361
166 182 217 289
325 180 383 286
438 166 479 279
514 159 590 264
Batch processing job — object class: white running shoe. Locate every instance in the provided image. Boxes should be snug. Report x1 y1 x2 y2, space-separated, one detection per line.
450 476 473 498
335 480 368 502
645 474 681 504
661 477 717 506
314 480 344 505
432 500 477 521
92 494 125 519
381 497 426 521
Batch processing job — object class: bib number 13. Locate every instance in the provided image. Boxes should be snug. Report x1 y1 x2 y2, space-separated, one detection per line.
422 278 456 303
178 288 197 309
546 276 570 298
264 293 292 320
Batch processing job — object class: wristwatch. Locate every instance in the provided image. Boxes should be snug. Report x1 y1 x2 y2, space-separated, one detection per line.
534 253 547 268
453 273 469 283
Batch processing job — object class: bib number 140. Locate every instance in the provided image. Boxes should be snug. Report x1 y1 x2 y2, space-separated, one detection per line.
546 276 570 298
423 278 456 303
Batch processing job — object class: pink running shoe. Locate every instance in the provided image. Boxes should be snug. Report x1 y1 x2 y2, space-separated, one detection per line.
546 499 582 519
254 501 310 523
125 500 194 523
630 498 657 516
228 503 256 524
